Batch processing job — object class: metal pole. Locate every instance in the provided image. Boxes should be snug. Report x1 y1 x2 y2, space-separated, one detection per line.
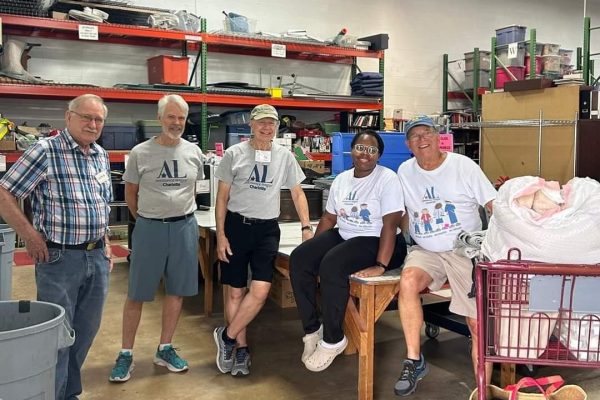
379 54 385 130
443 54 449 113
573 111 579 178
490 37 497 92
529 29 536 79
537 110 543 176
200 18 208 151
473 48 480 113
584 17 591 85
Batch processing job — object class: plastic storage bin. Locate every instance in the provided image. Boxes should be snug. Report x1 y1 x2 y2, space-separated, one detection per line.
524 41 544 57
495 66 526 89
496 43 526 67
226 124 251 148
0 225 15 301
464 51 491 70
495 25 526 45
464 69 490 89
147 55 189 85
542 43 560 56
0 300 75 400
331 132 412 174
98 124 137 150
542 55 561 73
524 56 542 76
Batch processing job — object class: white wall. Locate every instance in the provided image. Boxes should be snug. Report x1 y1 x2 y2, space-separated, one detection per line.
130 0 600 118
2 0 600 125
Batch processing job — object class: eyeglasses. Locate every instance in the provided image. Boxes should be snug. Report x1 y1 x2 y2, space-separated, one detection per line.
253 119 278 127
69 110 105 125
407 131 435 142
353 144 379 155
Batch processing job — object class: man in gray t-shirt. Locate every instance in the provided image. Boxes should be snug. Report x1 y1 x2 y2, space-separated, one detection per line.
109 94 203 383
213 104 313 376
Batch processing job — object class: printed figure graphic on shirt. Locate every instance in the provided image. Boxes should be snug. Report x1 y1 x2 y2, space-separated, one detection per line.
339 208 348 220
433 202 445 230
350 205 359 219
421 208 433 233
445 201 458 225
359 203 371 223
413 211 421 234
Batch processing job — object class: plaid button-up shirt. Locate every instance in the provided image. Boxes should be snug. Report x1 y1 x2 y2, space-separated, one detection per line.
0 129 112 244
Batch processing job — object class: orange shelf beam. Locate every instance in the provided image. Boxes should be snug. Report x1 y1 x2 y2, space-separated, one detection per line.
0 84 382 111
447 87 487 99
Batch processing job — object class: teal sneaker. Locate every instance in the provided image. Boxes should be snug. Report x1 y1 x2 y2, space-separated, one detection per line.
109 352 134 382
153 345 189 372
394 354 429 396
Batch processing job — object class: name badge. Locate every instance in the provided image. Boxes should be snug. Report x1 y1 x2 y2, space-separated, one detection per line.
255 150 271 163
95 171 109 184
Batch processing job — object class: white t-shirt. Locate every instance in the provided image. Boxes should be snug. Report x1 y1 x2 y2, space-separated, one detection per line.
397 152 496 252
326 165 404 240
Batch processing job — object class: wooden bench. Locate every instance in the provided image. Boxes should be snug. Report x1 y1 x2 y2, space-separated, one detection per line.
343 269 403 400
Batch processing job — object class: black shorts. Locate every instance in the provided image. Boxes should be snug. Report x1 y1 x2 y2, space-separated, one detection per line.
220 211 281 288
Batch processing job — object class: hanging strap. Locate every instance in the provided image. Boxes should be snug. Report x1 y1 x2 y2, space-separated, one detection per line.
506 375 565 400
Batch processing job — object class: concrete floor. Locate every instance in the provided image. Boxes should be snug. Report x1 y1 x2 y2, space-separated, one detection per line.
10 256 600 400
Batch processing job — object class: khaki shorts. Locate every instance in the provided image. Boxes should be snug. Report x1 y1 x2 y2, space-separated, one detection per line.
404 246 476 318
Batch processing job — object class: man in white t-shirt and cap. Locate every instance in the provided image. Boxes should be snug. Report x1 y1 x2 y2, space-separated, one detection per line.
394 115 496 396
213 103 313 377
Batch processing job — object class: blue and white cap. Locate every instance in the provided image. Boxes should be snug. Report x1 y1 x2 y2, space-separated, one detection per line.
404 115 436 138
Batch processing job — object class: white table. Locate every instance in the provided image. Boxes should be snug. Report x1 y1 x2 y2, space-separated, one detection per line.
194 209 312 316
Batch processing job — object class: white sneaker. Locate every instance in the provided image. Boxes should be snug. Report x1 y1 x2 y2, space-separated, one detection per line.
301 324 323 363
304 336 348 372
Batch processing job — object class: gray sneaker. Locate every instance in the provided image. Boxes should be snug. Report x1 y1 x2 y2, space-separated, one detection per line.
231 347 251 376
214 326 236 373
393 354 429 396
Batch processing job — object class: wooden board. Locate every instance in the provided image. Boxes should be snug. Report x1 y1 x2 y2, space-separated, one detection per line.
481 85 579 184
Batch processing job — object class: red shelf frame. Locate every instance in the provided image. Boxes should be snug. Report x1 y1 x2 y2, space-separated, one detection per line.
0 84 382 111
447 87 487 100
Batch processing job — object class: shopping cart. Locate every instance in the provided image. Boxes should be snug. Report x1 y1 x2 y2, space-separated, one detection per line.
475 248 600 400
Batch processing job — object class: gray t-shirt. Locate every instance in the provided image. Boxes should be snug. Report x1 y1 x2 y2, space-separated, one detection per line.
215 141 305 219
123 137 204 219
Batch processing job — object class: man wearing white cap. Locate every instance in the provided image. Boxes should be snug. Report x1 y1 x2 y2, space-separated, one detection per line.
394 116 496 396
213 104 313 376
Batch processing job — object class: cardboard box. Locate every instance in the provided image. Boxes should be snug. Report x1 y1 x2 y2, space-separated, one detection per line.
269 267 296 308
298 160 325 174
0 139 16 151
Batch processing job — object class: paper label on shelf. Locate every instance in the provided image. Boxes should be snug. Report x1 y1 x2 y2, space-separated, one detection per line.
78 25 99 40
507 42 518 59
271 44 286 58
0 155 6 172
184 34 202 42
439 133 454 152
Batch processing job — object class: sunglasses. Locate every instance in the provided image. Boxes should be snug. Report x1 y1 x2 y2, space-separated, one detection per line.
353 144 379 155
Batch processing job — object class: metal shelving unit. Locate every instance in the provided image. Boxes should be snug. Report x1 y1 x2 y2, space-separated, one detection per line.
0 13 384 151
442 47 487 113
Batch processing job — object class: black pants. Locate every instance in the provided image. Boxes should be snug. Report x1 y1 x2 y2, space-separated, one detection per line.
289 229 407 344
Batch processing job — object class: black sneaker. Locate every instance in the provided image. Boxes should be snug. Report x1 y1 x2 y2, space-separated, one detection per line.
231 347 251 376
393 354 429 396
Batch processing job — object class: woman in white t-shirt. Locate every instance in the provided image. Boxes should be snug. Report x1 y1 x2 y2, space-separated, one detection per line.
289 130 407 372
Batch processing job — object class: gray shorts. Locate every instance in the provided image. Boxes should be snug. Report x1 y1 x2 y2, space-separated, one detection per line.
405 245 476 318
128 215 199 301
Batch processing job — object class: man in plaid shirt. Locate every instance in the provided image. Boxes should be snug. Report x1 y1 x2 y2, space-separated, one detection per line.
0 94 113 400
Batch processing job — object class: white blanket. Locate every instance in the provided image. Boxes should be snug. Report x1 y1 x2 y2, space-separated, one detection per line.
481 176 600 263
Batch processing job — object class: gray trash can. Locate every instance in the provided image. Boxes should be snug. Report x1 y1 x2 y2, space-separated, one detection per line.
0 224 16 301
0 300 75 400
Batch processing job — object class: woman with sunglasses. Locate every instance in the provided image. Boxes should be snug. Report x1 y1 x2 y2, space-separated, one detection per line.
289 129 407 372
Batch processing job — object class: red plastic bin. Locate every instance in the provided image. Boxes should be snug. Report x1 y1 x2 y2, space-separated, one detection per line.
495 66 525 89
147 55 189 85
524 55 542 76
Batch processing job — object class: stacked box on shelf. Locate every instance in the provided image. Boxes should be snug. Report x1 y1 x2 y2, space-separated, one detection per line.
495 25 527 45
541 43 561 75
496 43 527 67
464 51 491 70
99 124 137 150
495 66 526 89
331 132 412 174
464 69 490 90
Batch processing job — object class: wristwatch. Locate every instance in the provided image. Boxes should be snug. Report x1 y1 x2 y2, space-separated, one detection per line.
301 225 313 232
